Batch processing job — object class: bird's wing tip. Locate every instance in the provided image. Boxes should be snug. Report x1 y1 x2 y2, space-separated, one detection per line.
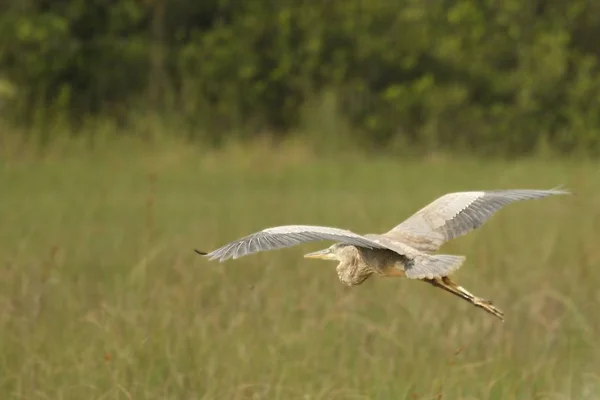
548 185 572 195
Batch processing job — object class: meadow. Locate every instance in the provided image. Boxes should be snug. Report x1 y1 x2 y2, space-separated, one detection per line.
0 138 598 399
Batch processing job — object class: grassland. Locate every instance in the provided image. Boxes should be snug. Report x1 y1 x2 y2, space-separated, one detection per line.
0 139 598 399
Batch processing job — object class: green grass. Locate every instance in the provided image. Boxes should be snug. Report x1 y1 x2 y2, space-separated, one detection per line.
0 140 598 399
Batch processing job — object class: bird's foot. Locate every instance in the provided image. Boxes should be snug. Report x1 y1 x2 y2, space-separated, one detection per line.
424 277 505 321
473 297 504 321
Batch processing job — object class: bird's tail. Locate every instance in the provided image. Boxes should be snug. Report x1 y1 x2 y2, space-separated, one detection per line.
405 253 466 280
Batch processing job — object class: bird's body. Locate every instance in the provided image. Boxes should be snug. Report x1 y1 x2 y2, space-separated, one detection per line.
329 245 407 286
197 188 570 321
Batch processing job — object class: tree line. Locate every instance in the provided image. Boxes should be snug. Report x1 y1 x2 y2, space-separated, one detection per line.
2 0 600 155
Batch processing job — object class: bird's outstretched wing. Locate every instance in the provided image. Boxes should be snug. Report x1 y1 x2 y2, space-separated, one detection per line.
198 225 464 278
384 188 570 253
198 225 392 262
199 225 469 278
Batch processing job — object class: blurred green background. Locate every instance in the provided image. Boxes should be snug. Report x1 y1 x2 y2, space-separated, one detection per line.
2 0 600 155
0 1 599 399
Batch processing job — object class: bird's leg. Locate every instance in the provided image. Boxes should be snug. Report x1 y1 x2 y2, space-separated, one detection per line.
423 277 472 303
441 276 504 321
423 277 504 321
438 277 488 303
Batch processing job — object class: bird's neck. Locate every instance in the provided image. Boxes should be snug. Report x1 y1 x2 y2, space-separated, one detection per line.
336 248 373 286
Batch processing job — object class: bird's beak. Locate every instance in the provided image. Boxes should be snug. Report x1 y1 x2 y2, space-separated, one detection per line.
303 248 336 260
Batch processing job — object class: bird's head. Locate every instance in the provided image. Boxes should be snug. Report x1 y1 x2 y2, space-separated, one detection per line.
303 243 351 261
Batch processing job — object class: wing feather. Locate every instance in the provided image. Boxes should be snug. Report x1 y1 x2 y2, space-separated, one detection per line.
201 225 391 262
385 188 570 253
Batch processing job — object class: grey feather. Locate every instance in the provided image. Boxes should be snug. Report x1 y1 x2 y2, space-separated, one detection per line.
385 188 570 253
201 224 464 279
197 187 568 321
202 225 390 262
403 254 466 279
198 187 569 283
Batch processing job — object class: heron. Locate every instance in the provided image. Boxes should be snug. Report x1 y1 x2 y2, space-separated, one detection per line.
196 188 569 321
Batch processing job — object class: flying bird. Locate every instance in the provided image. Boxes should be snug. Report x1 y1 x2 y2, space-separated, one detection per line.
196 188 570 321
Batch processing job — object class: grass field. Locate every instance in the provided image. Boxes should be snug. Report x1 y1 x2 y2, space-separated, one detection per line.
0 140 598 399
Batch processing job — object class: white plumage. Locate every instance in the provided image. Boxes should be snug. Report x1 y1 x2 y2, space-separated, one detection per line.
202 188 568 263
197 187 570 320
